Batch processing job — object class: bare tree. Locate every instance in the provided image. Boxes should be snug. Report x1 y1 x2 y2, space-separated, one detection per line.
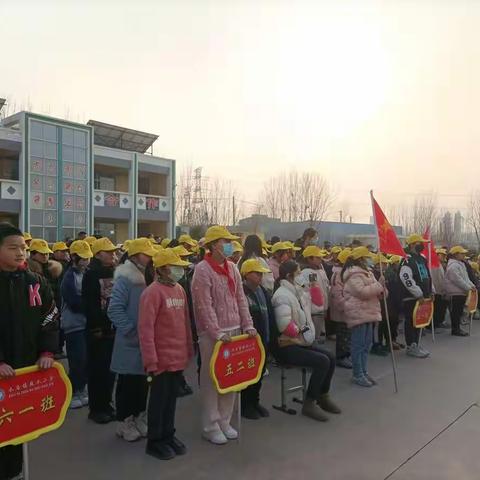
412 194 438 235
467 191 480 248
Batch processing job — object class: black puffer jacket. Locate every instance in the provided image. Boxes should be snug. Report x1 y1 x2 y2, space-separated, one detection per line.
0 267 59 369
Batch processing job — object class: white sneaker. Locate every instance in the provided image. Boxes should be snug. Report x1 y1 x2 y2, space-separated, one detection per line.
202 430 228 445
69 395 83 410
406 343 429 359
220 424 238 440
418 345 431 357
81 390 89 407
116 416 141 442
134 411 148 438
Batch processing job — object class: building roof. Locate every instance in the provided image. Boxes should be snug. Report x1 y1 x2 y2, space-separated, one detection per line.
87 120 158 153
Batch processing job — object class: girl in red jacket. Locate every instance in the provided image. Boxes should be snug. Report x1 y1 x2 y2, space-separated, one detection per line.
138 249 193 461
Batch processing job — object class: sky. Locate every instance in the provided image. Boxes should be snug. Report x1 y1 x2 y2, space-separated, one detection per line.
2 0 480 222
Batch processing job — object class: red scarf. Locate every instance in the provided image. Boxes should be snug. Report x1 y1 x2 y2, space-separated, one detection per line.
204 253 236 296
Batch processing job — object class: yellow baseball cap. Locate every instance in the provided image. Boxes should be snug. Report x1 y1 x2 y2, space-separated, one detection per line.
435 248 448 256
351 246 374 260
389 255 403 264
160 238 172 248
173 245 191 257
469 261 479 273
232 241 243 254
283 241 301 251
127 238 157 257
69 240 93 259
406 234 429 245
85 236 97 246
204 226 239 244
302 246 325 258
271 242 290 254
262 240 271 252
92 237 117 256
337 248 352 265
178 234 197 247
240 258 271 276
374 253 390 265
23 232 32 241
153 248 191 268
29 239 53 254
331 246 342 254
122 240 132 252
52 242 69 252
449 245 468 255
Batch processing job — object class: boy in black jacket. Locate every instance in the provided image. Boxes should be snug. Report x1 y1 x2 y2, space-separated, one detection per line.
240 259 274 420
0 223 58 480
81 238 117 424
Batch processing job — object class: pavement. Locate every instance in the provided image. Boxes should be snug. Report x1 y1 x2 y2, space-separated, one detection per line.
30 323 480 480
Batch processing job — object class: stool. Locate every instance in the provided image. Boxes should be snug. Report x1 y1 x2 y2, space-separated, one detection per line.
272 364 308 415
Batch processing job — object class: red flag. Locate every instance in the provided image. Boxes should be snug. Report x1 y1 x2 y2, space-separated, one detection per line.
370 191 406 257
423 227 440 268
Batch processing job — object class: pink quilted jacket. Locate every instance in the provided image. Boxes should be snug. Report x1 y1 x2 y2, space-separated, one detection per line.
329 266 346 323
343 266 384 328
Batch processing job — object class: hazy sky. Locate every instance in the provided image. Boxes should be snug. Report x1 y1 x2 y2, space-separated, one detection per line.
2 0 479 222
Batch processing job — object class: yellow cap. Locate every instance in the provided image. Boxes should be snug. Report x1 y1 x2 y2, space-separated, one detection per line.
92 237 117 256
85 236 97 246
29 239 53 254
469 261 479 273
23 232 32 241
173 245 191 257
160 238 172 248
232 241 243 254
52 242 69 252
374 253 390 265
435 248 448 256
303 246 325 258
271 242 290 254
337 248 352 265
69 240 93 259
331 246 342 254
389 255 403 264
406 234 429 245
178 234 197 247
127 238 157 257
240 258 271 276
204 226 239 244
153 248 191 268
283 241 301 251
123 240 132 252
449 245 468 255
351 246 374 261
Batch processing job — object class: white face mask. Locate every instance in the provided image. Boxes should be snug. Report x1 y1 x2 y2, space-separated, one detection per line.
294 275 305 288
169 266 185 283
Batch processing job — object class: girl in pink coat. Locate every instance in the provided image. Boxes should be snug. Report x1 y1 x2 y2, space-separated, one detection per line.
341 247 385 388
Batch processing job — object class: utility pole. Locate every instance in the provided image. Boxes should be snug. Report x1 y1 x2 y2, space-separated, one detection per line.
232 195 236 226
339 210 343 222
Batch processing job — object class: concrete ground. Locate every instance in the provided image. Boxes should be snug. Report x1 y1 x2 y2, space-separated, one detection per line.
31 323 480 480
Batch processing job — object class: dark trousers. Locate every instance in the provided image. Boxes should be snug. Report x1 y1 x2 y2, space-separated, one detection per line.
241 365 266 410
274 344 335 400
116 374 149 421
403 300 421 346
65 330 88 395
379 309 400 344
0 445 22 480
148 371 181 444
433 295 448 327
335 322 351 359
449 295 467 333
87 335 115 414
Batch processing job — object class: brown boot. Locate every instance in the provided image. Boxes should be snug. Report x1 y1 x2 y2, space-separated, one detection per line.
302 398 329 422
318 394 342 414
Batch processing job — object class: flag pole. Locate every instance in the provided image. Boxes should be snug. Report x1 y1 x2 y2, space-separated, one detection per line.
370 190 399 394
427 231 435 343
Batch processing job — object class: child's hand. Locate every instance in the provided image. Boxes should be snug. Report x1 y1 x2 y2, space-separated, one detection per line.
0 363 15 378
37 356 54 370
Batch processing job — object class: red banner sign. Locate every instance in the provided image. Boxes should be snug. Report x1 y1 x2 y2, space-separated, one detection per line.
210 334 266 394
0 362 72 447
466 289 478 314
413 299 434 329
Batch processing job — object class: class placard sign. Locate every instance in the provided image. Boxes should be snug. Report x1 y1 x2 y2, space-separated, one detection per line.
466 289 478 314
0 362 72 447
210 334 266 394
413 299 434 329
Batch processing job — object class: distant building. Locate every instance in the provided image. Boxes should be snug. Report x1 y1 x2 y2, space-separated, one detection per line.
454 211 464 235
231 214 403 246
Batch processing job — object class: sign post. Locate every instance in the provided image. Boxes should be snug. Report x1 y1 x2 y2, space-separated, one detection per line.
466 289 478 335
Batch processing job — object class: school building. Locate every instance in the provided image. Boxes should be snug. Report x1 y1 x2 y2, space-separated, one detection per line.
0 103 175 243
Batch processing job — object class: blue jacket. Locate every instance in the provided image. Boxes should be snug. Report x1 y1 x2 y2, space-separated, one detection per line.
61 266 87 335
108 260 147 375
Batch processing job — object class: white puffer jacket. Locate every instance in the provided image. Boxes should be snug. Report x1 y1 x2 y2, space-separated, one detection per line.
444 259 475 296
272 279 315 347
299 267 330 314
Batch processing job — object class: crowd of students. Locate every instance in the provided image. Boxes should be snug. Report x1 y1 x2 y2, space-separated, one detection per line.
0 223 478 478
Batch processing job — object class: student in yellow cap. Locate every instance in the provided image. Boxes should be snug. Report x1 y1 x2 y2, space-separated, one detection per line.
52 241 71 269
107 238 157 441
383 254 405 350
240 259 274 420
228 241 243 265
398 235 432 358
81 237 117 424
23 231 33 249
178 234 197 253
444 246 476 336
61 240 93 409
430 248 448 332
268 242 291 281
191 226 256 445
